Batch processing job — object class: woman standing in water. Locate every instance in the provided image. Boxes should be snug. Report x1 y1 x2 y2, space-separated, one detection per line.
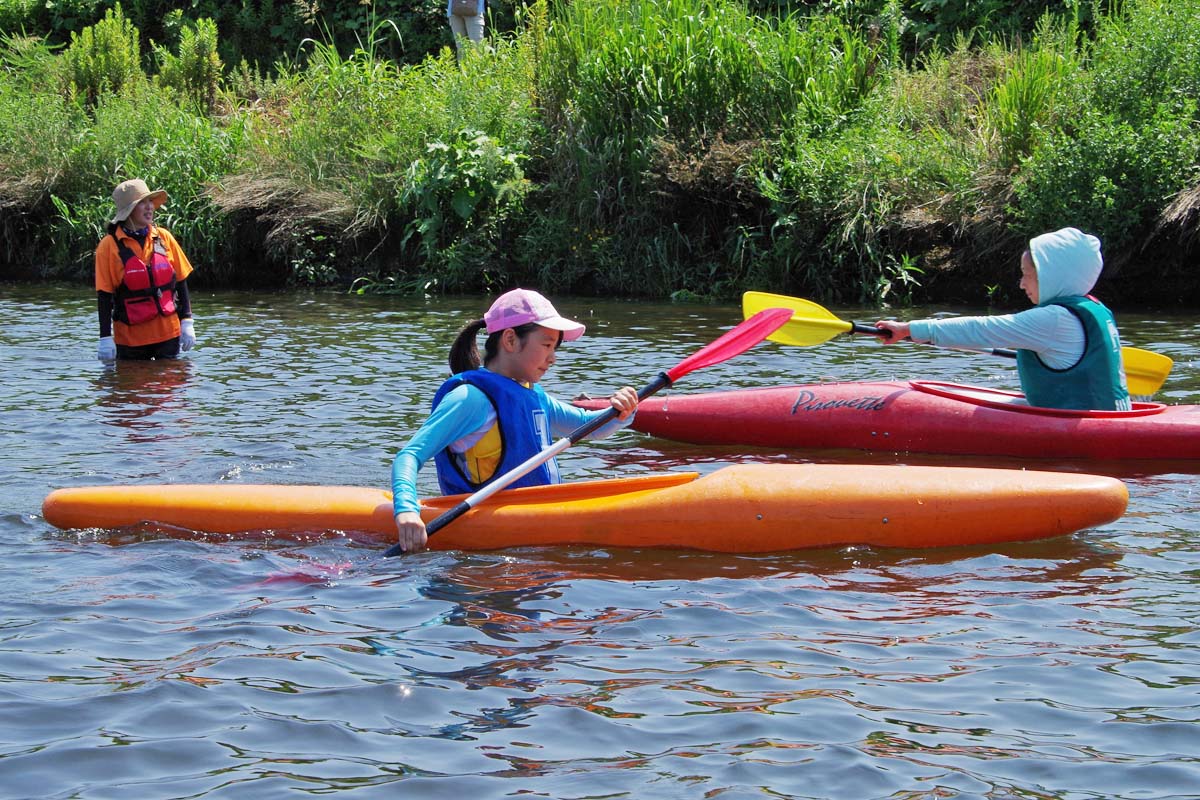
95 179 197 362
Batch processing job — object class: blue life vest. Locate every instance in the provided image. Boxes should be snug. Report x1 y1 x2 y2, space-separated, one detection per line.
431 369 559 496
1015 296 1130 410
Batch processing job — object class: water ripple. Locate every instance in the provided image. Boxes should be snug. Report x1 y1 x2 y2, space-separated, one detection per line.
2 287 1198 798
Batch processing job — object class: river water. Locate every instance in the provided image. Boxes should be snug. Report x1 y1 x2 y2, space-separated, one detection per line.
2 283 1198 799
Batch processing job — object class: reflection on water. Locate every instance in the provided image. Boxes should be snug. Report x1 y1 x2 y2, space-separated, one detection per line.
93 357 195 443
1 284 1198 798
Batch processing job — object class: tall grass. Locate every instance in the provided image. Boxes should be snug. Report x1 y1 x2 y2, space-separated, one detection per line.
1011 0 1200 277
0 40 81 267
538 0 880 195
754 92 978 303
214 19 540 286
527 0 884 297
0 0 1198 302
752 17 1085 303
751 0 1200 304
983 14 1086 172
44 82 244 279
0 25 242 281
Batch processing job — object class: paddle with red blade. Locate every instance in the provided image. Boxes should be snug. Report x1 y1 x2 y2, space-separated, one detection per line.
382 307 793 557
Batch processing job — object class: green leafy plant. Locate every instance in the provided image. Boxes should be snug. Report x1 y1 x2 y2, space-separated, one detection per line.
1089 0 1200 126
1012 104 1200 266
399 127 528 268
0 0 105 44
156 16 223 113
875 252 924 305
61 3 144 107
286 231 338 286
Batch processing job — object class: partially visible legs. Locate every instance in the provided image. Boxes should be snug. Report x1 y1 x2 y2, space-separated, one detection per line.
116 338 181 360
448 12 485 54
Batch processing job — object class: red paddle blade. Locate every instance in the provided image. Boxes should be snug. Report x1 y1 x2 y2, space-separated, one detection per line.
665 307 791 383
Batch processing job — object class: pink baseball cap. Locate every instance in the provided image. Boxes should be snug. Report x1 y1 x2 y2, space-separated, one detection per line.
484 289 585 341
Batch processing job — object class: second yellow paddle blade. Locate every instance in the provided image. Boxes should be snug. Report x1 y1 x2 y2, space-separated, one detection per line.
1122 347 1173 396
742 291 852 347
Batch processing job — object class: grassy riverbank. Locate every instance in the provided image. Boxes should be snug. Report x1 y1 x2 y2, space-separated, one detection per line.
1 0 1197 305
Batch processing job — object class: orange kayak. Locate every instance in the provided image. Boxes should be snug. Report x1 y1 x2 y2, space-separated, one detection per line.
41 464 1127 552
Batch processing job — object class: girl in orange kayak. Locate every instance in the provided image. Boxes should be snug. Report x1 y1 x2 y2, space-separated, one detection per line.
391 289 638 552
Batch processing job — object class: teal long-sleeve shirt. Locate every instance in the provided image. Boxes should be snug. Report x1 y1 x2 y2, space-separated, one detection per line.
391 379 634 516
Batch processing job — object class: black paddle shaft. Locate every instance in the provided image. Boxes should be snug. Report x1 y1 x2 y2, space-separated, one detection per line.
853 320 1014 358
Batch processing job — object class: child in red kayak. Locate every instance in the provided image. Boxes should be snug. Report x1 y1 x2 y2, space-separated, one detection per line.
391 289 638 552
874 227 1130 411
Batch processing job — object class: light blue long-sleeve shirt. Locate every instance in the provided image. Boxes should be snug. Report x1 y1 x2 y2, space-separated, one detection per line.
909 306 1086 369
391 379 633 516
908 227 1114 371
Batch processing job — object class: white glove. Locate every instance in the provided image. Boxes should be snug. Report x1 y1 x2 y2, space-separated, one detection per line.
97 336 116 362
179 318 196 352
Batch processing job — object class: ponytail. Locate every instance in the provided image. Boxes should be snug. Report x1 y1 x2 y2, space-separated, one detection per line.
449 319 488 374
448 319 549 374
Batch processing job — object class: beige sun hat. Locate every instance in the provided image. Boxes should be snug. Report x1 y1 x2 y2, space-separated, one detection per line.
111 179 168 224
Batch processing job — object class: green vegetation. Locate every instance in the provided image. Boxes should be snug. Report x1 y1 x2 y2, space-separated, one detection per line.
60 3 141 106
156 16 223 113
0 0 1197 305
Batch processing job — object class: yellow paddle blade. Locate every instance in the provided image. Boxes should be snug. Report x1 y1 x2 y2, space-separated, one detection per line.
742 291 852 346
1121 347 1172 397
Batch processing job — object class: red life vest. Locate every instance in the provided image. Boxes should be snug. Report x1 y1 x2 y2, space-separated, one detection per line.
112 230 177 326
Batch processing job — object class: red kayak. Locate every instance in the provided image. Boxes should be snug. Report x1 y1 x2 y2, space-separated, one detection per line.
582 380 1200 461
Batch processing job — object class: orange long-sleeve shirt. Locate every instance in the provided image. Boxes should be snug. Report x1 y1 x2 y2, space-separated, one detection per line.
95 225 194 347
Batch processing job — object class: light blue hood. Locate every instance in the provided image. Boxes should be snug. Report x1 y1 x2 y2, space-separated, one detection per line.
1029 227 1103 303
